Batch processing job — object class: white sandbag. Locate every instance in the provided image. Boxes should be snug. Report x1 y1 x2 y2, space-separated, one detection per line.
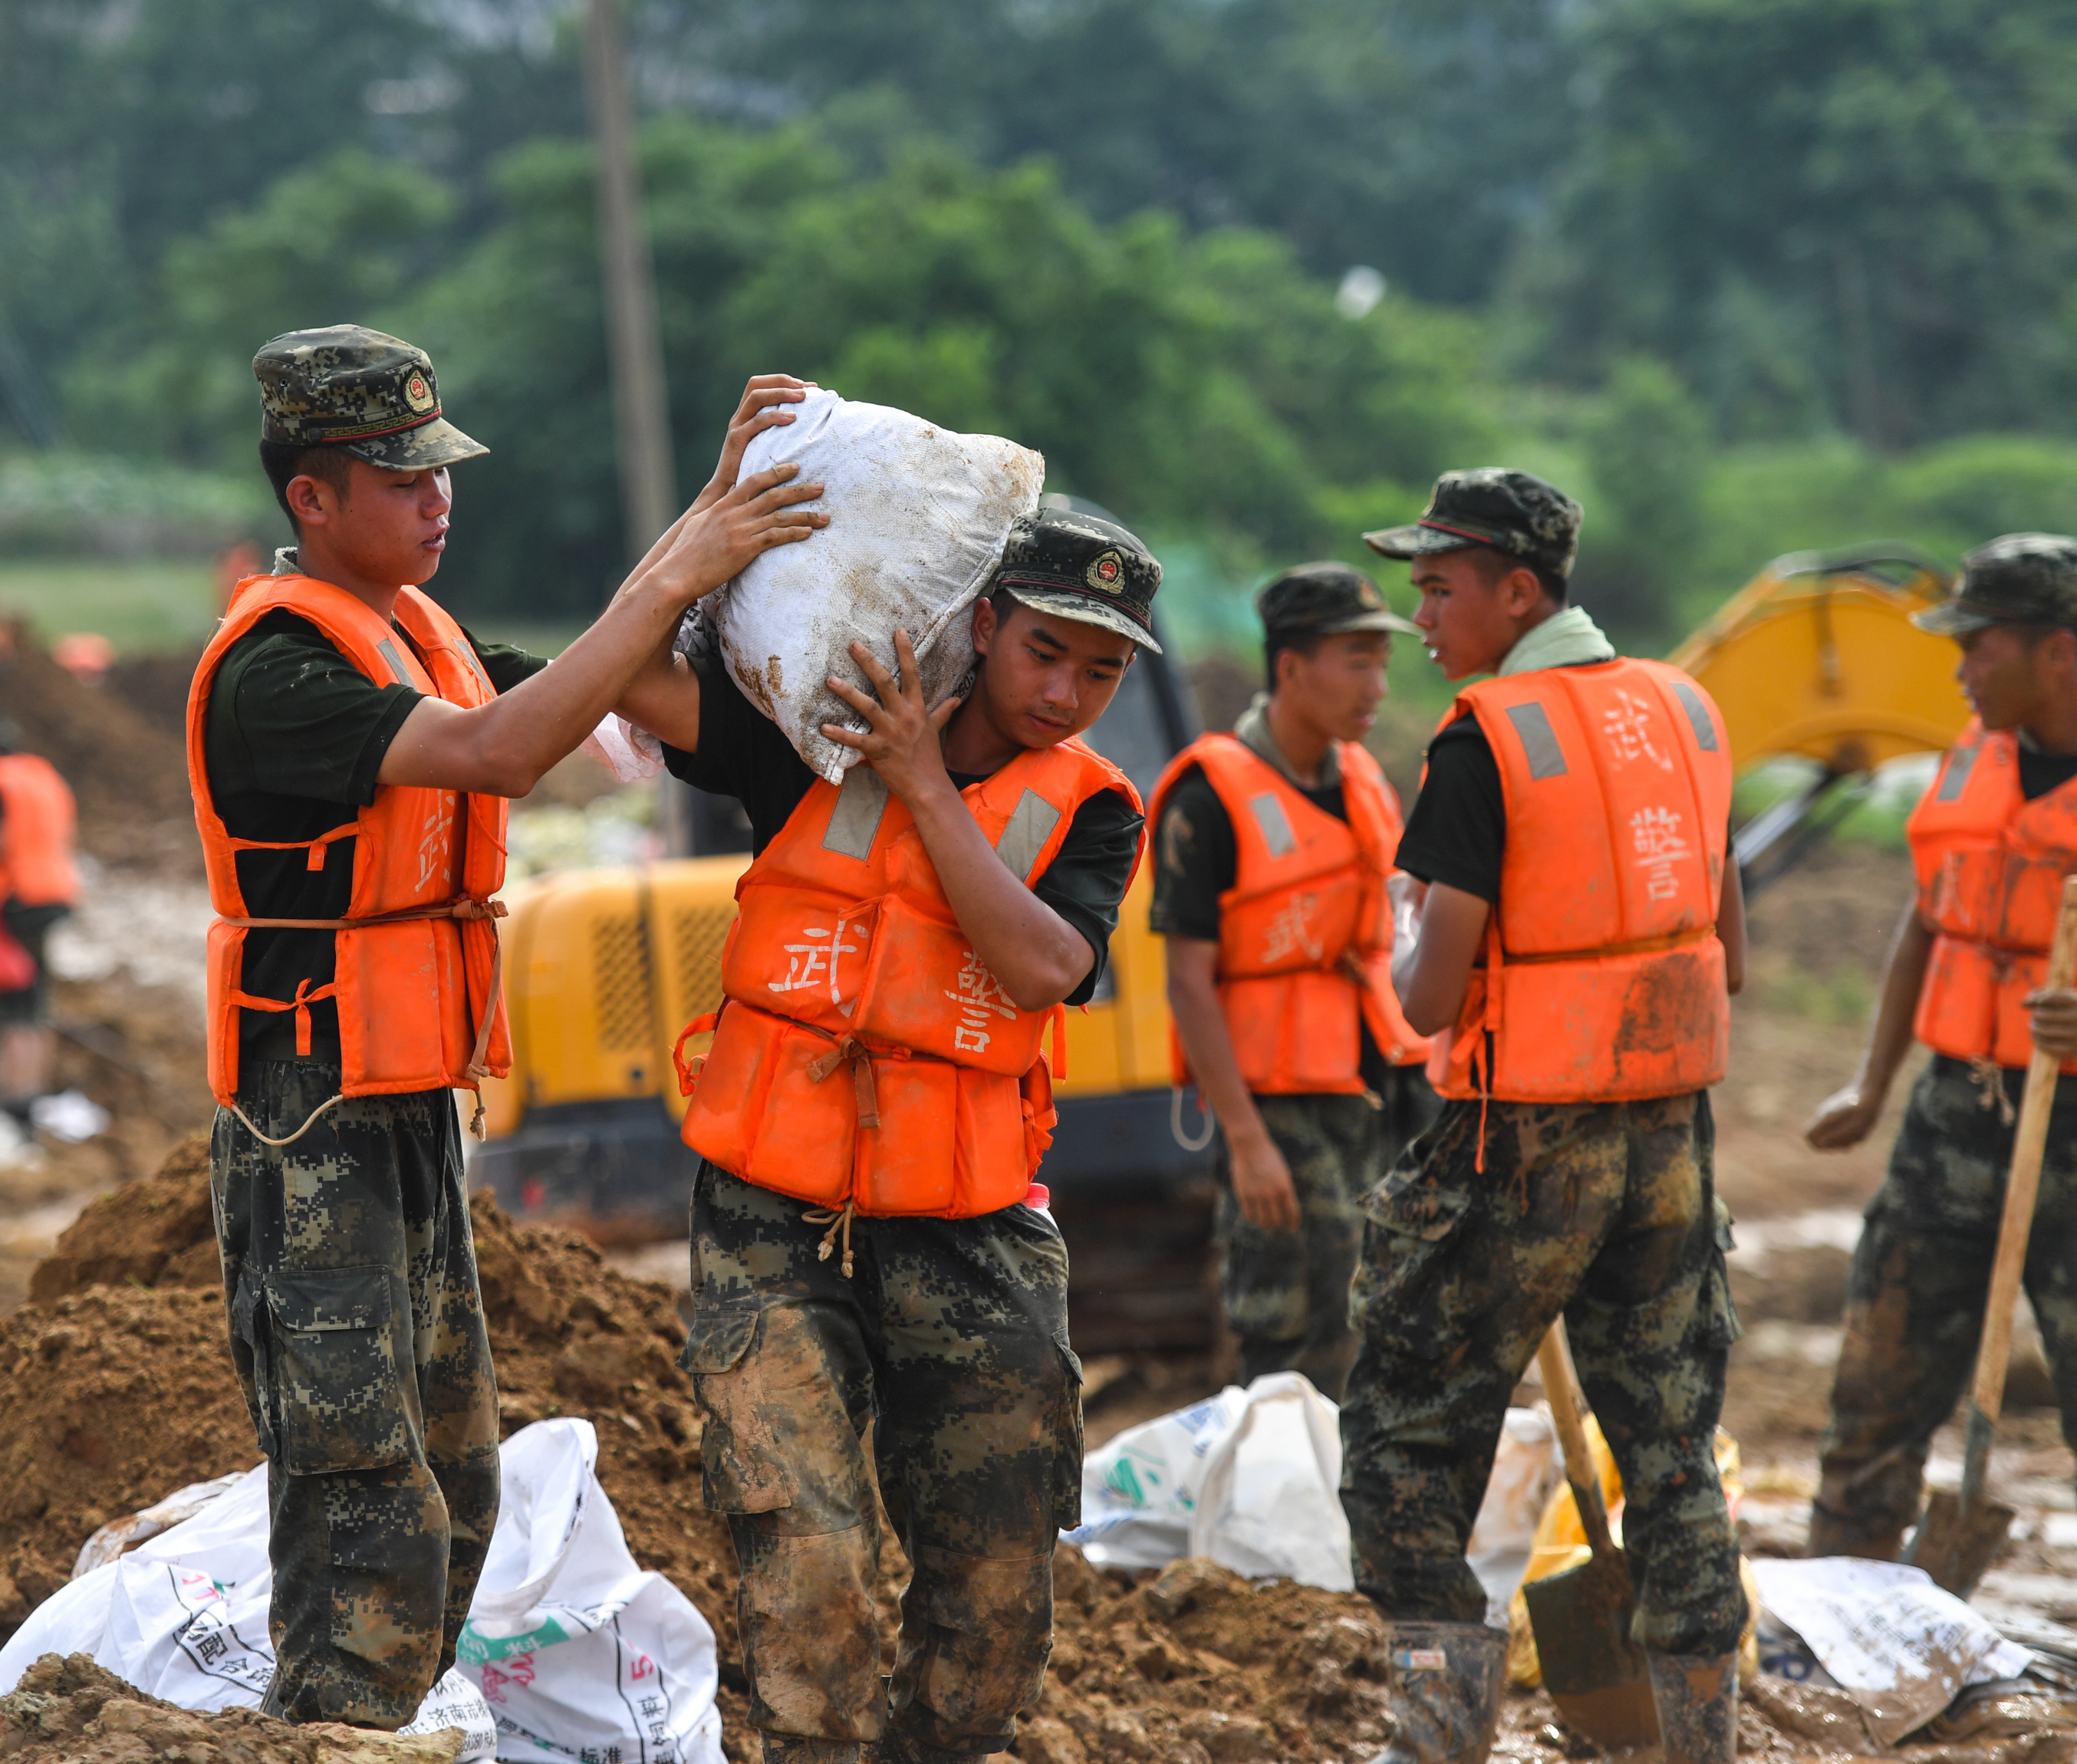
1466 1404 1564 1621
0 1463 495 1758
713 388 1045 785
0 1420 723 1763
1065 1386 1252 1571
1752 1557 2033 1746
456 1417 723 1764
1190 1372 1352 1590
1067 1381 1560 1603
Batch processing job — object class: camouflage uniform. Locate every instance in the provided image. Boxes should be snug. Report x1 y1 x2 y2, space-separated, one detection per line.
681 1167 1081 1763
1213 1077 1436 1399
1812 1055 2077 1558
212 1059 501 1728
1339 1092 1748 1656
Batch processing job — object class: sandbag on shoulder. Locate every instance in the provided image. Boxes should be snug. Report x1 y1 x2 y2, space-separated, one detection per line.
714 389 1045 784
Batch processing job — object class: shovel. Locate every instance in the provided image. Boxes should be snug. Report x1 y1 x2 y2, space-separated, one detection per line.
1904 874 2077 1598
1522 1318 1661 1749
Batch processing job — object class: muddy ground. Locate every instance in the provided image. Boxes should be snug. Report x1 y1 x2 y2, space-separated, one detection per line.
2 630 2072 1759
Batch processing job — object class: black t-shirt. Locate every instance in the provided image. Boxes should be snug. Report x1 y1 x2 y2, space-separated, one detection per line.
202 608 548 1064
1149 758 1394 1094
1394 718 1508 902
661 654 1142 1007
2019 745 2077 801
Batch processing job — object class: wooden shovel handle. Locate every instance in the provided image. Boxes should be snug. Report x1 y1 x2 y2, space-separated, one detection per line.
1537 1318 1619 1559
1970 874 2077 1426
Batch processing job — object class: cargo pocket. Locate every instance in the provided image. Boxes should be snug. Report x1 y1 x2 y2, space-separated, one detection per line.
1351 1173 1474 1361
265 1266 413 1476
1051 1335 1085 1532
1696 1196 1743 1349
680 1306 801 1516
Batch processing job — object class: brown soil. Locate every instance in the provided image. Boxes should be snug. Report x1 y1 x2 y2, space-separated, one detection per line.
0 1650 466 1760
0 620 199 873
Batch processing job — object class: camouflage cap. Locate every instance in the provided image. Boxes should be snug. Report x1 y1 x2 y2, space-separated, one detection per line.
1256 561 1418 638
1913 533 2077 637
1363 467 1582 580
992 504 1163 653
253 325 486 471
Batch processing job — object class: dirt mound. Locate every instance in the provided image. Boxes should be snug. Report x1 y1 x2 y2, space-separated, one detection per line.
0 618 199 871
10 1144 2001 1764
28 1132 216 1303
0 1650 465 1761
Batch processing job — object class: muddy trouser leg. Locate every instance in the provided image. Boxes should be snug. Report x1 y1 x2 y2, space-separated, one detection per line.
212 1062 495 1728
683 1169 885 1753
871 1203 1081 1760
1812 1058 2031 1559
1341 1098 1628 1621
1215 1094 1380 1402
1564 1092 1746 1657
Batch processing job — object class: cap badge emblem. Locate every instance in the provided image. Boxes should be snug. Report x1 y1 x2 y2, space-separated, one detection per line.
1088 549 1125 591
404 370 436 413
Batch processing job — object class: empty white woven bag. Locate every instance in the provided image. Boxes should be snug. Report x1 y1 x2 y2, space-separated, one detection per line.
713 389 1045 784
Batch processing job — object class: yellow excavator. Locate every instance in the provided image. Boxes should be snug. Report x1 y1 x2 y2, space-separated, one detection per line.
472 543 1969 1345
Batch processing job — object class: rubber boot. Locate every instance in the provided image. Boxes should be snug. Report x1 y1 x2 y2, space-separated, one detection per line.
1366 1621 1508 1764
1646 1651 1739 1764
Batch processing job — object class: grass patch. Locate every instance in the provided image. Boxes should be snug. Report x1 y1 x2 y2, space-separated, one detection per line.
0 558 221 654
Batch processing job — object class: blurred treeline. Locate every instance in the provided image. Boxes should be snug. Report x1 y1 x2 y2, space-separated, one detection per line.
8 0 2077 653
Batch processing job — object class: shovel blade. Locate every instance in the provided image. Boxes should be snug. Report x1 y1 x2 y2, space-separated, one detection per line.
1903 1490 2015 1598
1523 1551 1661 1752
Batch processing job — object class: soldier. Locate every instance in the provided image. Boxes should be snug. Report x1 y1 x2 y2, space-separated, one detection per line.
188 327 824 1727
662 506 1159 1764
1343 470 1749 1764
0 721 80 1121
1147 562 1434 1400
1805 535 2077 1558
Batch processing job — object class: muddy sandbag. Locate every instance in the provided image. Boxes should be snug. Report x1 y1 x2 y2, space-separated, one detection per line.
713 389 1045 784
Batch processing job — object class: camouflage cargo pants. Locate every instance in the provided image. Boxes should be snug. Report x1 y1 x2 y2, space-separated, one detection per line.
1812 1054 2077 1558
1214 1071 1438 1401
682 1167 1081 1762
211 1059 501 1728
1340 1091 1748 1657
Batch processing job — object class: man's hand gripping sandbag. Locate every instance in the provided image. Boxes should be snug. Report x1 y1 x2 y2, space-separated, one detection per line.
713 389 1046 782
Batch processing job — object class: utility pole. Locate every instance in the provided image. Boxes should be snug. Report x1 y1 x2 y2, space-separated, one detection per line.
584 0 676 560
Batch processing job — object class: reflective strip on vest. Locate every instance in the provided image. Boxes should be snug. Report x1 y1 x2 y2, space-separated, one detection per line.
1427 657 1733 1104
680 736 1144 1217
1907 721 2077 1072
1147 732 1430 1092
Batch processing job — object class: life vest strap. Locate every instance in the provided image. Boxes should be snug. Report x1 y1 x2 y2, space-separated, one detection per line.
220 897 510 1137
806 1034 881 1129
221 822 359 872
1486 923 1717 968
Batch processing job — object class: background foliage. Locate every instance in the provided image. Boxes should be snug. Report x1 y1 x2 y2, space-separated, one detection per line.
7 0 2077 655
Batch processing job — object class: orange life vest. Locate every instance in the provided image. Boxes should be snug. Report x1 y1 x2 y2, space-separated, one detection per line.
677 738 1143 1218
0 754 80 910
1907 721 2077 1073
1147 732 1429 1094
186 573 511 1110
1427 657 1733 1104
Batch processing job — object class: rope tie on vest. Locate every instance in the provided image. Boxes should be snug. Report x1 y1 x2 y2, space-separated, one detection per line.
1969 1054 2017 1125
220 896 511 1145
803 1201 857 1278
806 1034 880 1128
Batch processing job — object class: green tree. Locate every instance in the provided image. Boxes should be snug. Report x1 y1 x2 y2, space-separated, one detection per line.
1511 0 2077 446
1572 357 1710 642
